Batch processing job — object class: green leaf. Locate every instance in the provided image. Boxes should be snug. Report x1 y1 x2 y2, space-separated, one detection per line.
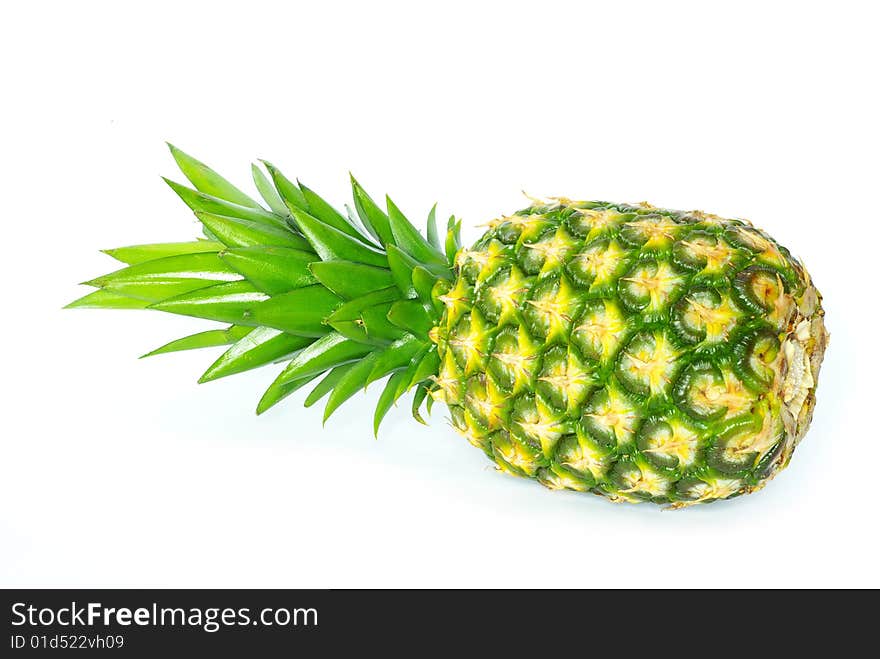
324 289 406 344
326 287 401 323
150 280 270 325
298 181 378 247
248 285 342 337
350 175 395 246
141 326 252 358
343 203 360 227
411 266 436 303
102 240 224 265
199 327 311 383
261 161 308 212
251 163 289 216
387 299 435 336
304 364 354 407
65 288 153 309
196 211 310 251
408 347 440 388
386 196 446 265
385 244 419 298
164 178 287 229
219 246 316 295
366 334 424 385
257 370 321 415
309 260 394 299
86 252 238 284
374 369 410 436
323 352 380 421
426 204 441 249
445 216 462 266
167 143 262 209
411 384 429 424
326 319 391 347
277 332 373 384
290 207 388 267
84 252 242 302
360 303 407 342
398 348 430 396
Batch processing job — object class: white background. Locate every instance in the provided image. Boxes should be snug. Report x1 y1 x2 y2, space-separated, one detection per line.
2 1 877 588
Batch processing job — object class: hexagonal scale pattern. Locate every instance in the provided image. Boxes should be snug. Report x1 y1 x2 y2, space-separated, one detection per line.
431 200 828 506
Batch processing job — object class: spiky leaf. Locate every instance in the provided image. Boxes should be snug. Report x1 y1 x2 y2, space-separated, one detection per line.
304 365 354 408
168 143 262 209
277 332 373 384
374 369 411 436
350 175 395 246
196 211 310 250
257 371 320 415
291 207 387 267
299 181 377 247
65 289 153 309
200 327 311 383
261 161 308 212
142 326 252 358
84 253 242 302
387 196 446 266
103 240 224 265
164 178 286 229
426 204 441 250
309 261 394 299
251 163 289 216
323 353 380 421
219 246 316 294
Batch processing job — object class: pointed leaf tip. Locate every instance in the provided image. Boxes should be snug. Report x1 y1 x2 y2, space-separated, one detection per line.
297 179 379 247
139 327 254 359
386 196 447 266
256 370 321 415
290 206 388 267
164 177 288 232
322 354 378 422
350 177 395 247
166 144 262 209
100 241 226 266
251 162 289 216
198 328 310 383
426 203 441 250
65 288 153 310
260 160 309 213
411 384 429 425
373 369 410 437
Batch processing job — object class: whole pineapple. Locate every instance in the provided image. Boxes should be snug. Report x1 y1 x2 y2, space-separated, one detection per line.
69 146 829 507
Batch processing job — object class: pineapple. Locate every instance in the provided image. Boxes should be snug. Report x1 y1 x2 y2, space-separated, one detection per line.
69 146 829 507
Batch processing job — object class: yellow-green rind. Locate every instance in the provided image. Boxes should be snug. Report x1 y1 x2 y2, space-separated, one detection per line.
431 200 828 507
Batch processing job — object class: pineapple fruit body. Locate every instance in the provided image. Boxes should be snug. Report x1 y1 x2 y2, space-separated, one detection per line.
432 201 828 505
70 146 828 507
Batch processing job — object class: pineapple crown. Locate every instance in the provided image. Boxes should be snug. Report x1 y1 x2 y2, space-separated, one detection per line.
68 144 462 434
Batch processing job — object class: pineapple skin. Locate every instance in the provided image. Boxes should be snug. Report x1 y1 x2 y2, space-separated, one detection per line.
430 201 828 506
